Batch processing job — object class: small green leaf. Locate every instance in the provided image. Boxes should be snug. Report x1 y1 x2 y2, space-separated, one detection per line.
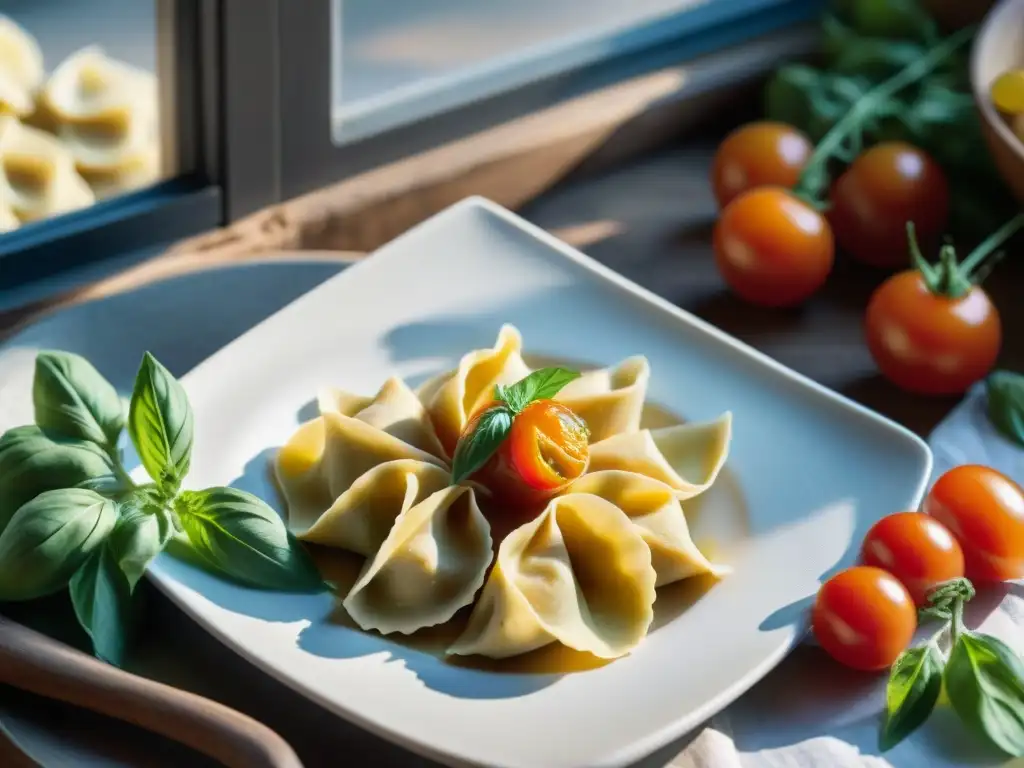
176 486 324 592
496 367 581 413
0 488 118 601
69 542 133 666
108 504 176 591
450 406 513 484
986 371 1024 449
128 352 194 493
945 632 1024 756
0 426 114 532
880 642 944 750
32 350 124 450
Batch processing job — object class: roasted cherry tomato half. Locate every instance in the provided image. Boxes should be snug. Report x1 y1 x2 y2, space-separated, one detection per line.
828 142 949 270
812 565 917 671
461 399 589 506
710 121 813 209
713 186 834 307
860 511 964 605
864 270 1001 396
923 465 1024 583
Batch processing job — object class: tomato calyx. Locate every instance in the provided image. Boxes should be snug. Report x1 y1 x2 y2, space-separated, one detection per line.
907 213 1024 299
918 576 974 632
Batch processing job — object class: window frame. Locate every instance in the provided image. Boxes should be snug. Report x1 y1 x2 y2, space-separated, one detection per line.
1 0 223 292
276 0 824 201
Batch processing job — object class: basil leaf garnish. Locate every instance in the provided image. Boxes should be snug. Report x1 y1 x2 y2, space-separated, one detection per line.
176 486 324 592
0 426 114 532
450 406 513 484
33 350 124 450
70 542 132 666
946 632 1024 756
128 352 194 494
496 367 581 414
0 488 118 601
108 505 177 591
986 370 1024 449
880 642 944 751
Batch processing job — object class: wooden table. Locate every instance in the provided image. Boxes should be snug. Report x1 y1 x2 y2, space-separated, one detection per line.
2 101 1022 768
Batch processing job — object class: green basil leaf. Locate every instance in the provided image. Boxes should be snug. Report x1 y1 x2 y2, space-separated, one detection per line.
880 642 944 750
0 488 118 601
497 367 581 413
0 426 114 532
128 352 194 493
176 487 324 592
32 350 124 450
986 370 1024 449
69 542 133 666
450 406 513 484
107 505 176 591
946 632 1024 756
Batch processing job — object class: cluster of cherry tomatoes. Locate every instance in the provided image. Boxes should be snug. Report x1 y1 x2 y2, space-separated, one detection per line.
710 121 1002 397
811 464 1024 671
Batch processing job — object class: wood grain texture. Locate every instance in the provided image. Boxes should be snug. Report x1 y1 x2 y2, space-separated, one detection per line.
0 617 303 768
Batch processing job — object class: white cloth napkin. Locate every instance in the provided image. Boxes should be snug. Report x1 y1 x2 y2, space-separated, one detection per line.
668 385 1024 768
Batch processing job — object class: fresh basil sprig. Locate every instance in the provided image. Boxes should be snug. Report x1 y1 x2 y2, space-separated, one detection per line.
128 352 194 496
450 367 581 484
0 426 115 531
33 351 125 452
0 488 118 601
0 348 328 666
881 578 1024 755
986 370 1024 449
880 641 944 749
70 541 132 666
175 487 325 592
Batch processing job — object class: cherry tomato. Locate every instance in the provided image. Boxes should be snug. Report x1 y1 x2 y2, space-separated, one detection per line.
923 465 1024 583
860 512 964 605
812 566 917 671
828 142 949 269
713 186 834 307
710 121 813 209
460 399 589 506
864 270 1001 396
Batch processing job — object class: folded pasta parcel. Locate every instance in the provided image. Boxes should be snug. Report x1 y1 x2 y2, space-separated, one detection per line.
273 324 733 661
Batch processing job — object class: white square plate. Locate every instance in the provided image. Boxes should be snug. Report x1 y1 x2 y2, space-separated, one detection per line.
147 198 932 768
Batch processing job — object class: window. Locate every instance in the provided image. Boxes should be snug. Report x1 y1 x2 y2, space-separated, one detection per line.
2 0 821 291
280 0 821 199
0 0 220 291
1 2 164 229
333 0 787 144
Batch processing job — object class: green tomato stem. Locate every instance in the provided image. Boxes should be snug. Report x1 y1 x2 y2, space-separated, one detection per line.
959 211 1024 278
950 596 965 650
794 24 975 204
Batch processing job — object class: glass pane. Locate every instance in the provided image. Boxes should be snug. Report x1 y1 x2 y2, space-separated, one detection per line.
0 0 164 236
332 0 719 144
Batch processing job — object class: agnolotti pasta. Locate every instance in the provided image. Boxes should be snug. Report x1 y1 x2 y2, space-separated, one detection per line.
418 323 530 453
273 325 734 660
0 16 43 117
448 494 656 659
0 116 94 222
40 46 160 196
